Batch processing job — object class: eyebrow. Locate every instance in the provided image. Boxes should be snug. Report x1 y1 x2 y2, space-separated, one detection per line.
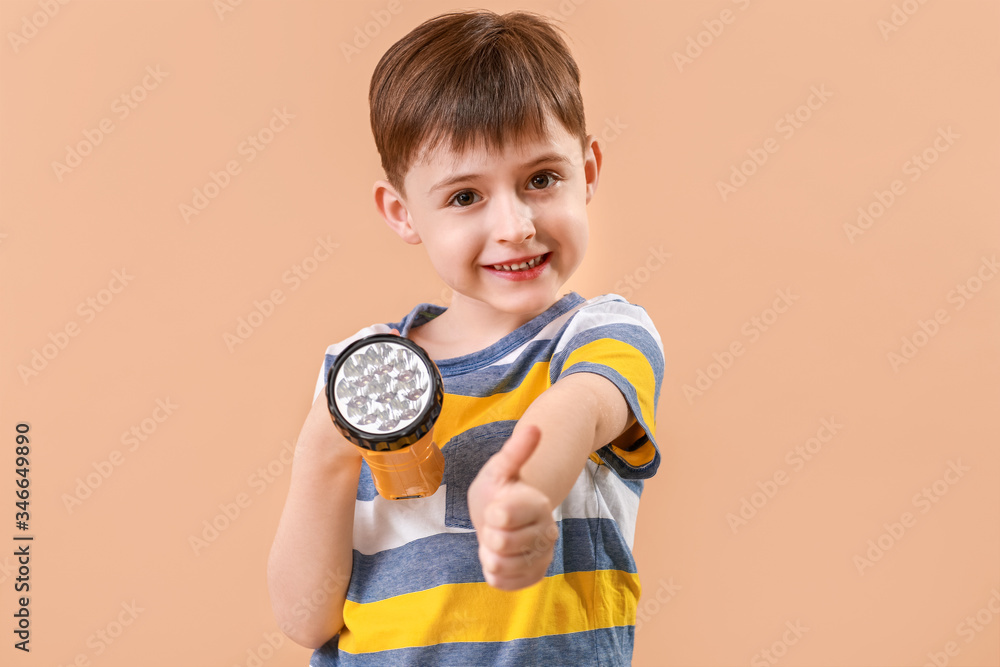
427 152 573 195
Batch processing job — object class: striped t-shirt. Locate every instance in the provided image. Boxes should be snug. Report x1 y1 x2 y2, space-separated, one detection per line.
309 291 664 667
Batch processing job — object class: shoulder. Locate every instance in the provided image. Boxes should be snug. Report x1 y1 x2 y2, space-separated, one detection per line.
311 302 426 402
319 299 434 358
320 323 393 358
557 293 662 350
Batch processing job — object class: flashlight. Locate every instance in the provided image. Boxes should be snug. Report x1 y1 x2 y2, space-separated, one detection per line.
326 334 445 500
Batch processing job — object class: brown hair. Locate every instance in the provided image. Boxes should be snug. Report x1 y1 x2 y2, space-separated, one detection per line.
369 10 587 199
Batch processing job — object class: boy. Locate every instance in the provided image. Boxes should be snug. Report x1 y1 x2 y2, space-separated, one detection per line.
268 9 664 666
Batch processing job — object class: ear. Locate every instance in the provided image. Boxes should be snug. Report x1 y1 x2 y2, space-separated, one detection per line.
373 179 421 245
582 134 602 205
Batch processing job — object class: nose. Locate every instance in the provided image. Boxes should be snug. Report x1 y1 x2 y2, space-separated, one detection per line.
491 192 535 244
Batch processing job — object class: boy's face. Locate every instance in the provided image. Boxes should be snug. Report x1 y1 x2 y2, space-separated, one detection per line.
374 112 601 321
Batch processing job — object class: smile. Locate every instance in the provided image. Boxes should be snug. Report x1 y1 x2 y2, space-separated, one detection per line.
489 253 548 272
482 252 551 282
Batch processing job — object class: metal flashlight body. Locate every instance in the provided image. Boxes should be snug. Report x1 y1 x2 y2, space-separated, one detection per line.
326 333 445 500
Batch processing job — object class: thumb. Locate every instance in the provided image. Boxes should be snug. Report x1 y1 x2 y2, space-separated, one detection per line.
390 328 400 336
488 423 542 483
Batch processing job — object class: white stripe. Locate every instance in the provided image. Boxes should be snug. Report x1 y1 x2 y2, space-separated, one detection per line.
352 485 474 555
553 459 640 550
552 295 663 358
312 324 393 402
354 464 639 556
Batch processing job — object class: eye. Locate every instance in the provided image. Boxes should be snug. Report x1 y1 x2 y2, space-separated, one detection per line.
528 171 561 190
447 190 481 207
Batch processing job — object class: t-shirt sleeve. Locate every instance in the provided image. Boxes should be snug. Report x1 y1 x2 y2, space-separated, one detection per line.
550 296 665 480
312 323 395 403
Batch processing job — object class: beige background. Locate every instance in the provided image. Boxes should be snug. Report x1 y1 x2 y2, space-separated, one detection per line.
2 0 998 665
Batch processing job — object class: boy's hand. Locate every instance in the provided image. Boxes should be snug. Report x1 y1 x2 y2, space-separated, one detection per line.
468 424 559 591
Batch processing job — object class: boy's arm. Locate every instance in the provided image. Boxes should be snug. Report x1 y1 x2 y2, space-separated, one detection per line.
468 371 636 590
267 392 362 649
517 371 634 507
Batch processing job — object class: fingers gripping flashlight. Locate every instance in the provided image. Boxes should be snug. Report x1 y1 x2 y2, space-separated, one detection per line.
326 334 445 500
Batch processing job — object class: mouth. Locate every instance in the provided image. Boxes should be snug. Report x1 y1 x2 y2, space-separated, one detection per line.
481 252 551 281
484 252 550 272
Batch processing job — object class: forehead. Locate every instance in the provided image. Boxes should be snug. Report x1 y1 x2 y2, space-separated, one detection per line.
410 114 580 178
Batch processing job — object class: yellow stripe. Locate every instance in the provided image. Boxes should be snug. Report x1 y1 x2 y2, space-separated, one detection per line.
561 339 657 437
338 569 640 654
608 441 656 467
434 360 553 448
432 340 658 467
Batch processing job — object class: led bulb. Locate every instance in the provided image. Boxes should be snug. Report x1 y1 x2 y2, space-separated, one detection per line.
326 333 446 500
331 339 436 437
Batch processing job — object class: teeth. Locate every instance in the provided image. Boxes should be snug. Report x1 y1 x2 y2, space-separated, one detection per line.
492 254 545 272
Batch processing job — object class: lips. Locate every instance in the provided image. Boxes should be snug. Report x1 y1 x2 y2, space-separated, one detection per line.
485 252 549 272
482 252 551 281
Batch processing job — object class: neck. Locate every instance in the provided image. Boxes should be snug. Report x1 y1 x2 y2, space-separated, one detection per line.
432 291 560 347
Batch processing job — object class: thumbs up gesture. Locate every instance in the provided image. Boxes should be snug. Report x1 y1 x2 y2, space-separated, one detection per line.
468 424 559 591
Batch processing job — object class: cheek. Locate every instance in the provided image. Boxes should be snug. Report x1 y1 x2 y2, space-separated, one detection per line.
551 213 588 251
426 233 477 271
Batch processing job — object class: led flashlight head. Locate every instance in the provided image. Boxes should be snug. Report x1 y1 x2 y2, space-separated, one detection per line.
326 334 445 499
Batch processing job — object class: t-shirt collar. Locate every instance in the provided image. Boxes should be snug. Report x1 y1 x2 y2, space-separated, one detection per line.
392 292 585 375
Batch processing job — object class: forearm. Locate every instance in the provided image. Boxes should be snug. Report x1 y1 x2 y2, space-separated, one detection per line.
514 372 630 511
267 397 362 649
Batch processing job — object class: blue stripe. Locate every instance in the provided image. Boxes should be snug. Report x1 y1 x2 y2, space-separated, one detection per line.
550 320 665 408
347 517 637 604
355 459 377 501
621 478 644 497
311 624 635 666
439 338 556 397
